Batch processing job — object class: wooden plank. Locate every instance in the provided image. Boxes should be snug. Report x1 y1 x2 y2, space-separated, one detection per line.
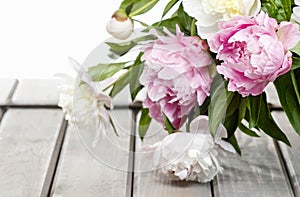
9 79 134 107
0 109 64 197
11 79 62 105
274 112 300 196
213 131 293 197
133 113 212 197
0 79 18 105
51 110 132 197
265 83 281 108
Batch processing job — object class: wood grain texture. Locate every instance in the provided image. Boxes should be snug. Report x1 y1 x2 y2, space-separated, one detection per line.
133 113 212 197
274 112 300 196
213 131 293 197
0 79 17 105
51 110 132 197
0 109 64 197
11 79 62 105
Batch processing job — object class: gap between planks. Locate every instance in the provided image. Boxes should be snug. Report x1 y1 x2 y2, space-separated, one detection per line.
273 139 296 197
126 109 139 197
0 79 69 196
273 112 300 197
43 119 68 197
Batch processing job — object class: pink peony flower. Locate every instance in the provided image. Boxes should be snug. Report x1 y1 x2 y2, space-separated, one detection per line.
140 25 214 129
208 12 300 96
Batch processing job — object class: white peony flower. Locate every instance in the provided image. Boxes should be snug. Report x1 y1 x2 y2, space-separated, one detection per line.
292 0 300 24
106 9 133 40
140 115 235 183
57 58 113 147
57 74 76 122
182 0 261 39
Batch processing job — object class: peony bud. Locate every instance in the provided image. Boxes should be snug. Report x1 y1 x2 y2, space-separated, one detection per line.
106 9 133 40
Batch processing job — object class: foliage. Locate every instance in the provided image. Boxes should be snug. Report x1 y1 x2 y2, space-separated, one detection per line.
89 0 300 149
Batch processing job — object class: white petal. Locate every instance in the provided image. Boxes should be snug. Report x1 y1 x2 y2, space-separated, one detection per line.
96 91 113 109
182 0 203 20
68 57 93 85
243 0 261 16
203 155 213 166
196 23 219 40
188 149 199 158
153 149 162 167
292 7 300 24
215 123 228 139
189 115 209 134
106 17 133 40
175 169 188 180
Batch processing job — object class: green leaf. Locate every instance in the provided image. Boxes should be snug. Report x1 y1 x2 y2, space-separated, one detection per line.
279 0 292 20
121 0 159 17
109 71 130 98
120 0 134 14
248 94 262 128
190 18 196 36
163 113 176 134
208 76 235 136
238 97 247 122
106 35 155 56
152 16 181 32
274 71 300 135
177 3 195 35
292 57 300 70
133 19 150 27
226 93 241 117
106 42 135 56
226 134 241 155
291 70 300 104
88 62 127 82
162 0 179 18
210 74 224 94
224 112 239 137
129 53 144 101
110 116 119 137
261 0 292 22
238 123 260 137
139 108 152 140
199 97 210 115
257 92 291 145
186 105 201 132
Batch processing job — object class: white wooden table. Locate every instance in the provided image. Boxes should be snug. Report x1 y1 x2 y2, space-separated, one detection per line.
0 79 299 197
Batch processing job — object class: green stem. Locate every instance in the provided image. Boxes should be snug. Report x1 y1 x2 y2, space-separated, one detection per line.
102 75 125 92
291 70 300 105
132 19 150 27
129 0 158 17
102 83 114 92
190 18 196 36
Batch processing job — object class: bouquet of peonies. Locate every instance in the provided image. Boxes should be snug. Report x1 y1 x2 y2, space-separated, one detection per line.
59 0 300 182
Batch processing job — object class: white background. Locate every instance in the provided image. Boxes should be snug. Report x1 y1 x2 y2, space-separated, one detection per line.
0 0 165 79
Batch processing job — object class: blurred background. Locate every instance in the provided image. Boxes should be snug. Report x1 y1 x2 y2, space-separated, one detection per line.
0 0 165 79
